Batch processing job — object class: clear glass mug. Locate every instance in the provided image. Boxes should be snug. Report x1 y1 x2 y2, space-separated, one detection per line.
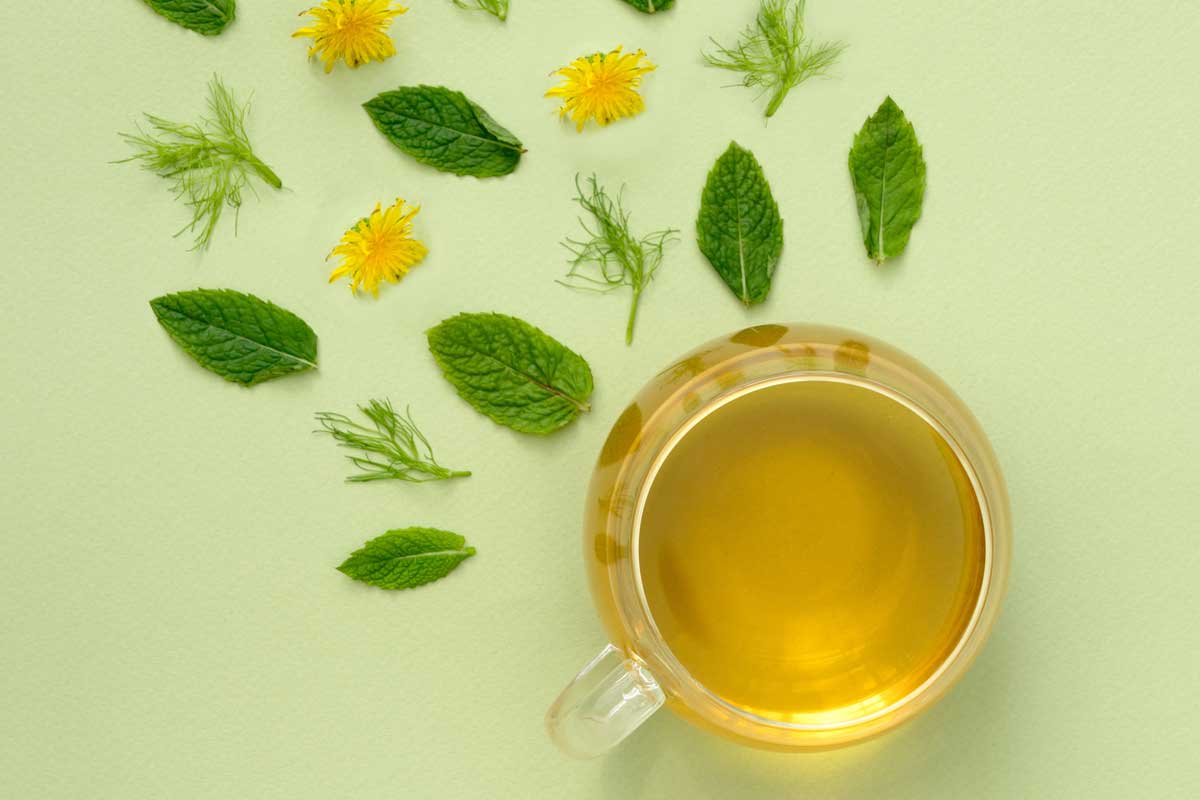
545 324 1011 757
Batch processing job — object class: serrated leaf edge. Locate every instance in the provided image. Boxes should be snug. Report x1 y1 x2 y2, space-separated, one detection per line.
464 97 527 154
142 0 235 36
698 141 782 306
850 96 926 264
425 313 594 430
363 86 526 173
149 290 318 385
151 296 317 370
337 528 476 591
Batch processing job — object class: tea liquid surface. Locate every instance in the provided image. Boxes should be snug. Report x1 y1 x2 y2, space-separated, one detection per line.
637 378 986 724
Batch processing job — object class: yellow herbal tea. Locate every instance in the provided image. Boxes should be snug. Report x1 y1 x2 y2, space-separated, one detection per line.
635 377 987 726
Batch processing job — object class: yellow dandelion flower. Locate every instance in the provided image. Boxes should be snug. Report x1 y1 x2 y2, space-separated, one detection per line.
327 199 428 297
546 46 656 132
293 0 407 74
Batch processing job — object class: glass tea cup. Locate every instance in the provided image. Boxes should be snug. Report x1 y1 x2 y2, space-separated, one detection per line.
546 324 1011 757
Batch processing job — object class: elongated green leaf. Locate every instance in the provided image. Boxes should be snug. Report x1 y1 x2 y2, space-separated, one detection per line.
338 528 476 591
696 142 784 305
427 313 593 435
364 86 524 178
619 0 675 12
150 289 317 386
848 96 927 264
141 0 236 36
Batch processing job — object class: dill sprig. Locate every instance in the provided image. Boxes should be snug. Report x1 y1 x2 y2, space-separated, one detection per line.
449 0 508 20
704 0 846 118
315 399 471 484
560 175 678 346
117 75 282 250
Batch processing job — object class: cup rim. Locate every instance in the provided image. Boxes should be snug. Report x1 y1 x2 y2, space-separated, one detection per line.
626 371 996 732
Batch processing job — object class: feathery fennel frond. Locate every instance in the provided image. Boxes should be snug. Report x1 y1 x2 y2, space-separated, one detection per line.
315 399 471 484
449 0 508 20
704 0 845 118
117 75 281 250
560 175 678 346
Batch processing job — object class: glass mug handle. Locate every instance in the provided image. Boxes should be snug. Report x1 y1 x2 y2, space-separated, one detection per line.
545 644 666 758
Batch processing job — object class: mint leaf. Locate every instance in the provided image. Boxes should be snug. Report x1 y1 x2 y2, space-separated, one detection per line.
150 289 317 386
364 86 524 178
338 528 476 591
848 96 927 264
619 0 675 12
426 313 593 435
696 142 784 305
141 0 236 36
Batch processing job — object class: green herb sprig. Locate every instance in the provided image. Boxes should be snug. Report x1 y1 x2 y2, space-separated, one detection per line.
118 75 281 250
560 175 678 345
448 0 509 21
315 399 470 484
704 0 846 118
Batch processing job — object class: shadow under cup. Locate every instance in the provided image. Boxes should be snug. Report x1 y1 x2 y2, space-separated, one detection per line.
548 325 1011 757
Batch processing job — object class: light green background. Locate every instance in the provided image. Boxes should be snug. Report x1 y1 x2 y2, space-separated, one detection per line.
2 1 1198 797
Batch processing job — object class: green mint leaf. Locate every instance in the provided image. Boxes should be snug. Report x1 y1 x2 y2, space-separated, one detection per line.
150 289 317 386
141 0 236 36
363 86 524 178
618 0 675 12
848 96 927 264
338 528 476 591
426 313 593 435
449 0 509 21
696 142 784 305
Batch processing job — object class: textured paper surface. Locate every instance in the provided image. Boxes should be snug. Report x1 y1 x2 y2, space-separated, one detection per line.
2 2 1198 797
